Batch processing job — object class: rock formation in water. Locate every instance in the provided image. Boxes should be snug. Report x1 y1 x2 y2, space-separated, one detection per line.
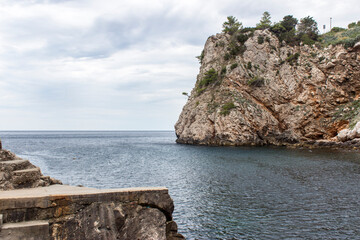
175 29 360 147
0 141 184 240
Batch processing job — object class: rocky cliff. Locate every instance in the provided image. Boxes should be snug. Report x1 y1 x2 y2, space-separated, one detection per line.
175 29 360 147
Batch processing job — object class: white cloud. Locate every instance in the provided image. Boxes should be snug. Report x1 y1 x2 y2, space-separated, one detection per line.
0 0 359 130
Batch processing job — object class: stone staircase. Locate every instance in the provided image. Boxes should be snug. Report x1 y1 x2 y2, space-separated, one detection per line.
0 143 184 239
0 151 43 190
0 218 50 240
0 149 60 191
0 149 51 239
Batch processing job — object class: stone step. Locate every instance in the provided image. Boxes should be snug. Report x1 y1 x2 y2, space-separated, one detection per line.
0 150 22 161
0 220 49 240
0 159 32 171
12 168 41 188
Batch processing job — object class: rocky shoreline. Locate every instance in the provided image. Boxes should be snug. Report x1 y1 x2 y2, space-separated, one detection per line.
0 140 185 240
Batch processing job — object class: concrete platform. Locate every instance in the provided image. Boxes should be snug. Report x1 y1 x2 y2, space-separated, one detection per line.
0 184 168 199
0 185 169 211
0 185 179 239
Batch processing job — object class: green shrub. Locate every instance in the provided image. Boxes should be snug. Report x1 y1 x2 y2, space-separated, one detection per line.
197 88 206 94
240 27 256 33
237 33 249 44
220 102 236 115
224 53 231 60
247 61 252 69
348 22 357 29
215 41 225 47
341 34 360 48
196 50 204 64
225 42 247 60
320 25 360 48
286 52 300 65
247 76 265 87
318 56 325 62
198 68 218 88
257 35 264 44
230 63 238 70
331 27 346 33
333 100 360 128
227 42 241 56
221 66 227 75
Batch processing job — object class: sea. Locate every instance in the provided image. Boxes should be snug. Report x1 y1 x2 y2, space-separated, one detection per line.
1 131 360 239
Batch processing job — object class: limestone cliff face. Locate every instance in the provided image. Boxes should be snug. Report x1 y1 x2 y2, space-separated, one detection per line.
175 30 360 146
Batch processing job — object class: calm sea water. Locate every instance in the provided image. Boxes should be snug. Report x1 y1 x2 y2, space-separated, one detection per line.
1 131 360 239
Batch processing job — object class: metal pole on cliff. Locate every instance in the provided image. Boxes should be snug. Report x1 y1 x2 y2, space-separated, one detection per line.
330 17 332 31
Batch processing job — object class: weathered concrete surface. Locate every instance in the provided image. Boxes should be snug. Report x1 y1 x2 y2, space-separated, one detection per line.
0 145 185 239
0 220 50 240
0 185 184 239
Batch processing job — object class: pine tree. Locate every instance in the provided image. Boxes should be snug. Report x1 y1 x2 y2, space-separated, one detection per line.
298 16 319 42
256 11 271 30
222 16 242 35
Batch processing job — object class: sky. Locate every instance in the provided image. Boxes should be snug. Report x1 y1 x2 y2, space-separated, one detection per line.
0 0 358 130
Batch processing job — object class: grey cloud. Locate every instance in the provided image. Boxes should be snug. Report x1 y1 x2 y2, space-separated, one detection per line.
0 0 359 130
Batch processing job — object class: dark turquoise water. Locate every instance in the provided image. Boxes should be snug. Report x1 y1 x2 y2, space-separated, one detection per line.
1 131 360 239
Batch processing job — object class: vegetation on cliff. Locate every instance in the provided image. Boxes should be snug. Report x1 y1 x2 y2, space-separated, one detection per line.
176 13 360 147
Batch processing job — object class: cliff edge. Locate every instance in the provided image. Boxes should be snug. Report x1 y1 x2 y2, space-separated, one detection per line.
175 29 360 147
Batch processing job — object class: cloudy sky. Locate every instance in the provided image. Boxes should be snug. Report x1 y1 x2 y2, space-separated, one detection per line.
0 0 358 130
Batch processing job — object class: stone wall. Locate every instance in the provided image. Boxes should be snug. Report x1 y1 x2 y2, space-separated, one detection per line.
0 185 184 240
0 142 184 239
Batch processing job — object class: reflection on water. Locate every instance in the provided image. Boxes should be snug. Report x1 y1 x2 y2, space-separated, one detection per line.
1 131 360 239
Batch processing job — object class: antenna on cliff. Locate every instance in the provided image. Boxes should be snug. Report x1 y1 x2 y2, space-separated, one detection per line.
330 17 332 31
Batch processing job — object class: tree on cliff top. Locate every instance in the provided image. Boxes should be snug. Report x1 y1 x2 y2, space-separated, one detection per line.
281 15 298 31
222 16 242 35
297 16 319 41
270 15 298 45
256 11 271 30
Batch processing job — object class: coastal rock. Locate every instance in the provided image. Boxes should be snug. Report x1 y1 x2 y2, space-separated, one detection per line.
0 146 185 239
337 121 360 142
337 129 350 142
175 30 360 147
0 185 184 240
0 148 62 190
